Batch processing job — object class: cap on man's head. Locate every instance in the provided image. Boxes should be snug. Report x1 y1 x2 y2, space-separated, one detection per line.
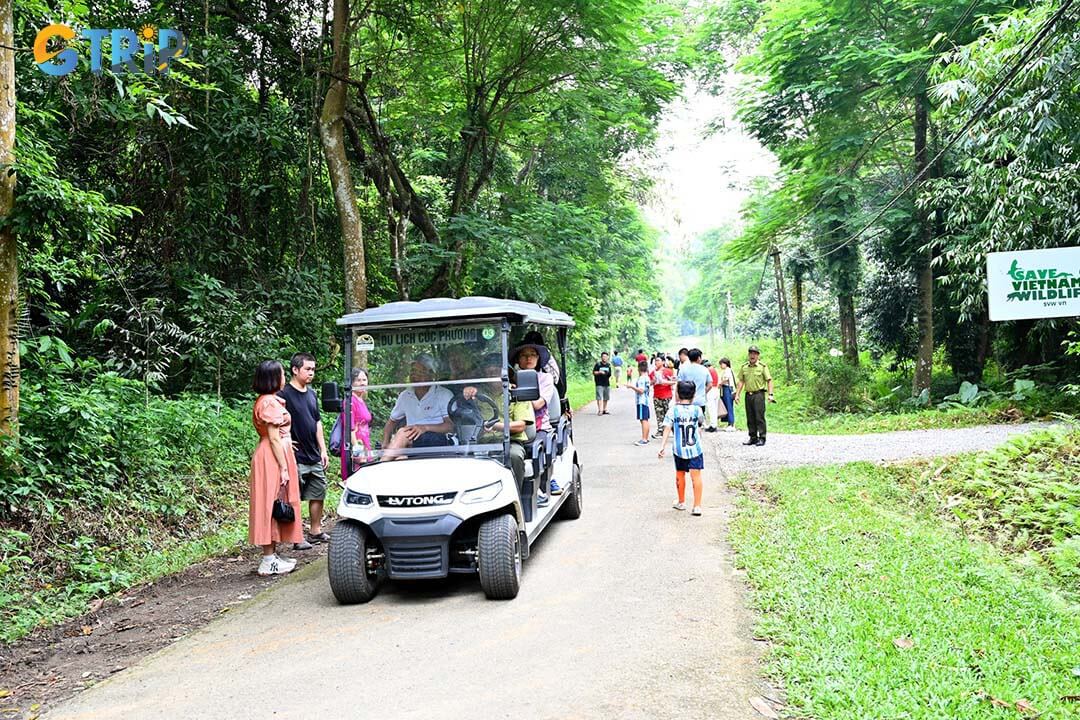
413 353 438 374
748 345 761 354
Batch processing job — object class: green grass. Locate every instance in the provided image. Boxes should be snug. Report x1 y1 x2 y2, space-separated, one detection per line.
666 335 1058 435
567 374 596 411
0 475 344 644
762 381 1006 435
905 426 1080 586
0 522 248 643
732 461 1080 719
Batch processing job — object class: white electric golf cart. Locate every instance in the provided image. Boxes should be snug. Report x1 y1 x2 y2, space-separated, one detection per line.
321 297 582 602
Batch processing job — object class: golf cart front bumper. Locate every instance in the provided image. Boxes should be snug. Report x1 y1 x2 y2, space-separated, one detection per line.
368 514 464 580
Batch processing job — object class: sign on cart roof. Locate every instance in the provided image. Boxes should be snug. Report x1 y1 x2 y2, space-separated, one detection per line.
337 296 575 328
987 246 1080 322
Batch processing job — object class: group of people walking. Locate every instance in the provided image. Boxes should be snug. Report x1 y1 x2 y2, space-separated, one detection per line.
594 344 777 517
595 345 775 445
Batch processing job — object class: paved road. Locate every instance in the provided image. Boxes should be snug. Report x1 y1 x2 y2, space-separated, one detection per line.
46 391 1044 720
47 390 771 720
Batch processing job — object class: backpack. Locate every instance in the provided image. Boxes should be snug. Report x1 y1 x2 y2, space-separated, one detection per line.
328 414 344 455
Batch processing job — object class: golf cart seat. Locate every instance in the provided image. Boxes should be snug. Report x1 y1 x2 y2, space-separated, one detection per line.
521 431 556 476
556 414 571 456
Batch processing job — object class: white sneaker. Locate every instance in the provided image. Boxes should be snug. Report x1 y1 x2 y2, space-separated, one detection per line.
257 554 294 576
724 426 736 433
275 554 297 568
691 506 702 516
672 502 686 511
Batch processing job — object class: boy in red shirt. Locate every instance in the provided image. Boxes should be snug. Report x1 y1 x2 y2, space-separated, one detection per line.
650 355 676 438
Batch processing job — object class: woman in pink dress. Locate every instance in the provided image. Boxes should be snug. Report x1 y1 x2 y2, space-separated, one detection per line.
249 360 303 576
340 367 373 478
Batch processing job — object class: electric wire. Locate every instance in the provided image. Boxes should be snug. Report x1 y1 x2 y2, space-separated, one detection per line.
810 0 1077 261
742 0 985 249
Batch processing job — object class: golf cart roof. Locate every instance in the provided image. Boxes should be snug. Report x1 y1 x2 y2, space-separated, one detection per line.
336 296 575 328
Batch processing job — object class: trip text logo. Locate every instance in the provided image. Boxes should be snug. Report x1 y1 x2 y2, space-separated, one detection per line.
33 23 188 77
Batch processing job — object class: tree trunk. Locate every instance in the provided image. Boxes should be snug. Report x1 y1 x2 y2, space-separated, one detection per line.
772 249 795 379
0 0 18 437
793 274 804 356
726 290 735 340
838 294 858 365
319 0 365 312
912 90 934 395
975 305 990 372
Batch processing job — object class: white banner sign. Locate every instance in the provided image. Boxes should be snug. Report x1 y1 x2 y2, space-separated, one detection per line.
987 246 1080 321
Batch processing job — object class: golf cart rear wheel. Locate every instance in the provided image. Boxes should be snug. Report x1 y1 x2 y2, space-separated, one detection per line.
328 520 382 604
478 514 521 600
560 464 583 520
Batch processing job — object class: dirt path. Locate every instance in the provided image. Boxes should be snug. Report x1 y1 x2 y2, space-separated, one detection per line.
708 419 1047 480
4 392 1044 720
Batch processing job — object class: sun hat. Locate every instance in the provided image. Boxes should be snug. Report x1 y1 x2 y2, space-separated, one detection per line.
510 343 551 369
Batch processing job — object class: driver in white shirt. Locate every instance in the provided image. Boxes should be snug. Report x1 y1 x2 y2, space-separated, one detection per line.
382 354 455 457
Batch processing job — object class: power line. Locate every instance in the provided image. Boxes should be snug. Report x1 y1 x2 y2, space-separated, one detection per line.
813 0 1077 261
742 0 986 247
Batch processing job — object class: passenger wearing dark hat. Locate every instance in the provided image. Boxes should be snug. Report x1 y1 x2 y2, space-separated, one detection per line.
512 342 562 499
734 345 774 446
522 330 560 383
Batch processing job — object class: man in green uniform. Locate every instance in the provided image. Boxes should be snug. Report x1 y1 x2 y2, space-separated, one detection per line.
734 345 775 446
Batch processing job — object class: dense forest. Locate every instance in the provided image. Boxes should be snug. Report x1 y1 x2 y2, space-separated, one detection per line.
682 0 1080 397
0 0 1078 637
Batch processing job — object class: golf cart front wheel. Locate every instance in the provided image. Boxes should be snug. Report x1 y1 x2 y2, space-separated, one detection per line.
328 520 383 604
478 514 521 600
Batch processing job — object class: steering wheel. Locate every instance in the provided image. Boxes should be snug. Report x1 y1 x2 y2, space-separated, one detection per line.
447 392 500 430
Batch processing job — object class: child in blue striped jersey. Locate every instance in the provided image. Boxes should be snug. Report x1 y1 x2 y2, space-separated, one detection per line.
629 360 652 445
657 380 705 516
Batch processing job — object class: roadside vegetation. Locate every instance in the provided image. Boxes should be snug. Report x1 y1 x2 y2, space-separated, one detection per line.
731 428 1080 719
678 336 1078 435
677 0 1080 431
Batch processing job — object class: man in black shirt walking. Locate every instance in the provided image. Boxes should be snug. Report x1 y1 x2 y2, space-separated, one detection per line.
278 352 330 549
593 352 612 415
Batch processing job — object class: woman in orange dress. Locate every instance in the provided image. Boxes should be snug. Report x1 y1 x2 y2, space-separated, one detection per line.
249 360 304 575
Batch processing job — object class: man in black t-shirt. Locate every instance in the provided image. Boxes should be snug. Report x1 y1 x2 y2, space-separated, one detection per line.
278 352 330 550
593 351 612 416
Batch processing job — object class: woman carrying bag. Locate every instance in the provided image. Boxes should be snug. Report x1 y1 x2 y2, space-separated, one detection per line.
718 357 737 432
249 360 304 576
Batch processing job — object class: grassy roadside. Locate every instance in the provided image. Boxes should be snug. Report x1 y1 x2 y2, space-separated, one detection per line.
567 375 596 411
1 522 246 643
731 433 1080 718
0 480 342 645
668 335 1062 435
762 383 1008 435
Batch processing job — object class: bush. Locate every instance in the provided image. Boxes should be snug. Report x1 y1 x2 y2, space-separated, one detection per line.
810 357 869 412
0 356 253 639
918 427 1080 588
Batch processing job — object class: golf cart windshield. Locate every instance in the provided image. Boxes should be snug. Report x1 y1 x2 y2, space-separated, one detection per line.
350 322 511 462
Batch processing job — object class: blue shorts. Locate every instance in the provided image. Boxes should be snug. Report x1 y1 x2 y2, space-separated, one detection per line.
636 404 650 421
674 454 704 472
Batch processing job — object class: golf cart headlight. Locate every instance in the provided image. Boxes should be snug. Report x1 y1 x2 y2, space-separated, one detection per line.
461 481 502 504
345 490 372 506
